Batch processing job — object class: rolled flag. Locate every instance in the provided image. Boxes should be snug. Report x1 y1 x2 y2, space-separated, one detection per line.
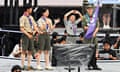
84 0 101 39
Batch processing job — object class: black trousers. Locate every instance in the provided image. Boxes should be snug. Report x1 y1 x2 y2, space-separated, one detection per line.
88 46 97 68
51 46 57 66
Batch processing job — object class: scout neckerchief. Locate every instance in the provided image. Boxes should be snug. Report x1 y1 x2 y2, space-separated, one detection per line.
85 14 91 26
72 23 76 35
42 17 49 32
23 12 33 31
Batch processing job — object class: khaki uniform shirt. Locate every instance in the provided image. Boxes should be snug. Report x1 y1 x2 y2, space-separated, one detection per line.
19 15 37 33
37 17 52 32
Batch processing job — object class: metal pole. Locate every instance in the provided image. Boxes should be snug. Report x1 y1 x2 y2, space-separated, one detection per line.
23 0 26 5
29 0 32 5
4 0 8 25
4 0 8 7
15 0 19 26
1 34 6 56
33 0 38 20
78 66 80 72
64 65 75 72
113 4 117 27
10 0 13 25
34 0 37 7
69 65 71 72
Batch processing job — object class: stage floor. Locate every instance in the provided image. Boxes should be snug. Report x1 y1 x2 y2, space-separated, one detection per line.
0 56 120 72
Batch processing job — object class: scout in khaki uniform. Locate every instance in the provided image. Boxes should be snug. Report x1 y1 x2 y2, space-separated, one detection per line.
36 8 60 70
82 4 101 70
19 4 38 70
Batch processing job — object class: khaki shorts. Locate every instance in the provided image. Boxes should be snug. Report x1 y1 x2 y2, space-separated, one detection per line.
21 34 34 51
37 33 51 51
83 37 98 49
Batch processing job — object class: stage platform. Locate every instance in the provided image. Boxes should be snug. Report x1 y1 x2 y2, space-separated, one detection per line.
0 28 120 72
0 56 120 72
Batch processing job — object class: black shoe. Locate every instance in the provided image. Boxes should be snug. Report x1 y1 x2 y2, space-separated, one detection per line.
93 67 102 70
88 67 92 70
86 67 92 70
64 67 75 70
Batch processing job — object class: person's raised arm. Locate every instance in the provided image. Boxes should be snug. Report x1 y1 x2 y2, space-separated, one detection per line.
64 10 74 21
113 37 120 49
49 18 60 31
75 10 83 21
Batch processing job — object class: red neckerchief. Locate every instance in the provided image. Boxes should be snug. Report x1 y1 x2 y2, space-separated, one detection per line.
90 16 92 21
23 12 29 16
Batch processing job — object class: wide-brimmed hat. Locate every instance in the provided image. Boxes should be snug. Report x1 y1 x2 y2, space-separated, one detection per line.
86 4 94 8
83 0 94 8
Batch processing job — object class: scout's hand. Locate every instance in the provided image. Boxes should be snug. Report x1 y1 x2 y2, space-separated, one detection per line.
54 18 60 25
74 10 80 14
70 10 75 13
109 55 113 59
33 30 36 35
38 31 43 34
92 33 96 38
28 34 33 39
40 32 43 34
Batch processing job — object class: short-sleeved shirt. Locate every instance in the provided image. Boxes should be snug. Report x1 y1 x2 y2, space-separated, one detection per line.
99 49 117 60
19 15 37 33
37 17 52 32
64 19 81 35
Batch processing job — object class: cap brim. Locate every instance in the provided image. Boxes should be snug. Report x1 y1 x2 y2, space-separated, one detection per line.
86 6 94 9
85 4 94 8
